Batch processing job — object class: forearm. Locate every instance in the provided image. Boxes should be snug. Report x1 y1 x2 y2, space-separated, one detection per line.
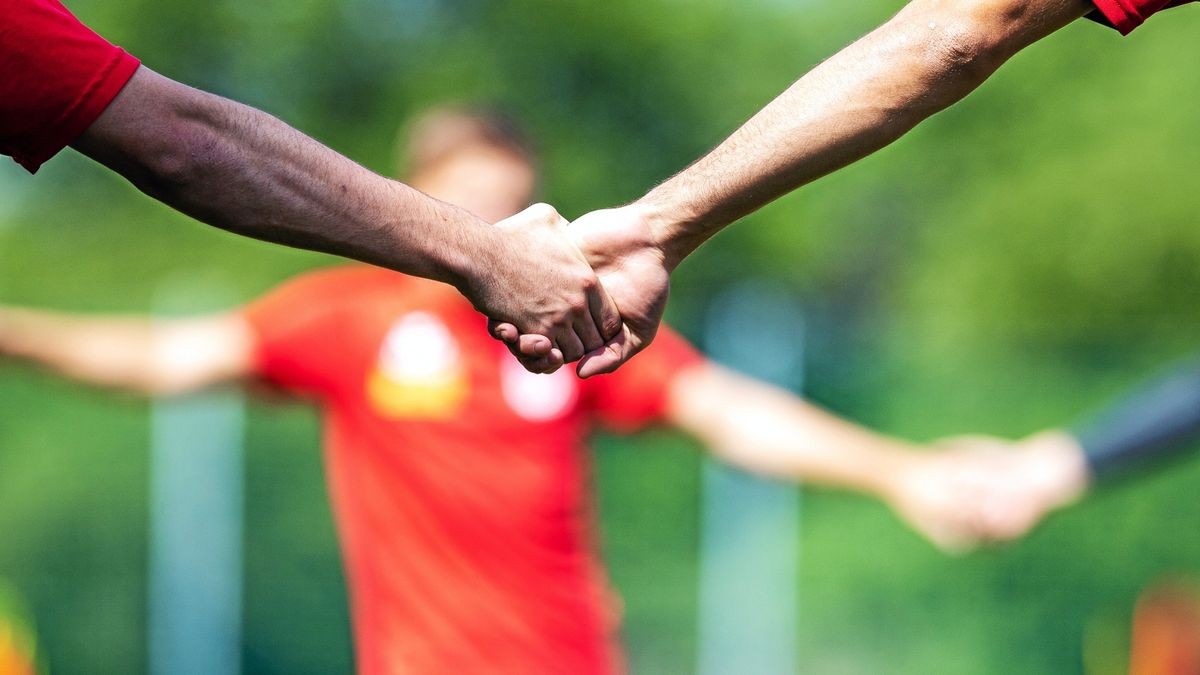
718 401 922 498
670 366 920 498
73 68 503 293
637 0 1090 266
0 308 161 390
0 308 247 395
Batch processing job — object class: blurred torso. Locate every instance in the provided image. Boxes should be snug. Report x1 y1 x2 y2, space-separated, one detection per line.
252 267 623 675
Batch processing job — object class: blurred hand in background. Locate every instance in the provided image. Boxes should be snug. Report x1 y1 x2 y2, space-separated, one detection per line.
916 433 1091 550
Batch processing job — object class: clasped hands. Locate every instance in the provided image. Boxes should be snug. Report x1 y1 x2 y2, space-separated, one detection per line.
886 432 1089 553
476 202 670 378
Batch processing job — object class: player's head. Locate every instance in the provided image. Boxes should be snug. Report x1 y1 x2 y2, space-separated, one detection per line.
396 107 538 224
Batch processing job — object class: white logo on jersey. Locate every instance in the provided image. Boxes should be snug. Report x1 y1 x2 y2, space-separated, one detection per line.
499 355 578 422
377 312 461 381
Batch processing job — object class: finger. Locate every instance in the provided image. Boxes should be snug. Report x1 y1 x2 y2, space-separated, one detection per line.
576 326 632 379
517 333 554 358
500 335 560 374
518 348 564 375
586 272 623 344
489 320 520 345
572 313 606 356
554 328 586 364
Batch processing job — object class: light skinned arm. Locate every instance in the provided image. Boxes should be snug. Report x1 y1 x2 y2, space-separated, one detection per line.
665 362 1005 552
639 0 1093 262
502 0 1094 376
0 306 253 396
72 67 618 365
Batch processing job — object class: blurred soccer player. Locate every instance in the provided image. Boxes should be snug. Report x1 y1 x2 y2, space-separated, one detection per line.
0 595 36 675
0 109 990 674
1129 582 1200 675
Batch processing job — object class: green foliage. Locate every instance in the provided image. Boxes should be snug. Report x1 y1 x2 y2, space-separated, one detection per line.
0 1 1198 673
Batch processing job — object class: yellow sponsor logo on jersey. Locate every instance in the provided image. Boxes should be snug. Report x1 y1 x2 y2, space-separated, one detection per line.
367 312 468 419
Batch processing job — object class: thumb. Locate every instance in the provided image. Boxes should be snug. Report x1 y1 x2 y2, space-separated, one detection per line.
488 319 521 345
576 326 636 379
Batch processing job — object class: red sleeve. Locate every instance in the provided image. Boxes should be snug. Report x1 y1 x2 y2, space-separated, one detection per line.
0 0 141 173
582 325 705 432
240 270 353 397
1088 0 1194 35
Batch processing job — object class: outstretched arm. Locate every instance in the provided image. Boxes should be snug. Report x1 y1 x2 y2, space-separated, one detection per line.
0 306 253 396
638 0 1092 263
665 363 999 552
72 68 617 365
529 0 1092 376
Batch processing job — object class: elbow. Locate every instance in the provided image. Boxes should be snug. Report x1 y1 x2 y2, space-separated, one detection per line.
903 0 1034 96
135 116 222 204
123 88 233 206
926 23 999 85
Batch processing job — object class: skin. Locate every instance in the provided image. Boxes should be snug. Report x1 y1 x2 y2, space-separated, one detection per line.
935 432 1089 542
69 66 619 364
498 0 1095 376
0 140 1009 553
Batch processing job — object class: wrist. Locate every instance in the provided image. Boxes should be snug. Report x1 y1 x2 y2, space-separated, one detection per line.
400 197 499 298
632 188 709 271
863 443 927 503
443 226 504 307
1025 431 1090 508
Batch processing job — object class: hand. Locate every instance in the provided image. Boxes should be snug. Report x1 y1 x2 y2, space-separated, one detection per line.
470 203 623 369
935 432 1089 543
883 450 1005 554
492 204 671 377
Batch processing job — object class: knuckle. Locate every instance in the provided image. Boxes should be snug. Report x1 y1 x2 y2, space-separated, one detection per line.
601 317 622 340
567 297 589 316
528 202 558 222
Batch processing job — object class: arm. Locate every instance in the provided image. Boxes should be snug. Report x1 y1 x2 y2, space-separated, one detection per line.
0 306 253 396
72 67 618 365
536 0 1093 376
665 363 999 552
638 0 1093 262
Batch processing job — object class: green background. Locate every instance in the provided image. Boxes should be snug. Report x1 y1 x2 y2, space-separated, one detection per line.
0 1 1198 673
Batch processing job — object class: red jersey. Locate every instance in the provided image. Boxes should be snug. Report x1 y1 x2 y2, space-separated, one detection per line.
0 0 141 172
1090 0 1195 34
243 266 703 675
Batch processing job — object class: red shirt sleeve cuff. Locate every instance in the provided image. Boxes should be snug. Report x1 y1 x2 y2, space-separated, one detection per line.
1088 0 1175 34
15 51 140 173
1090 0 1140 34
